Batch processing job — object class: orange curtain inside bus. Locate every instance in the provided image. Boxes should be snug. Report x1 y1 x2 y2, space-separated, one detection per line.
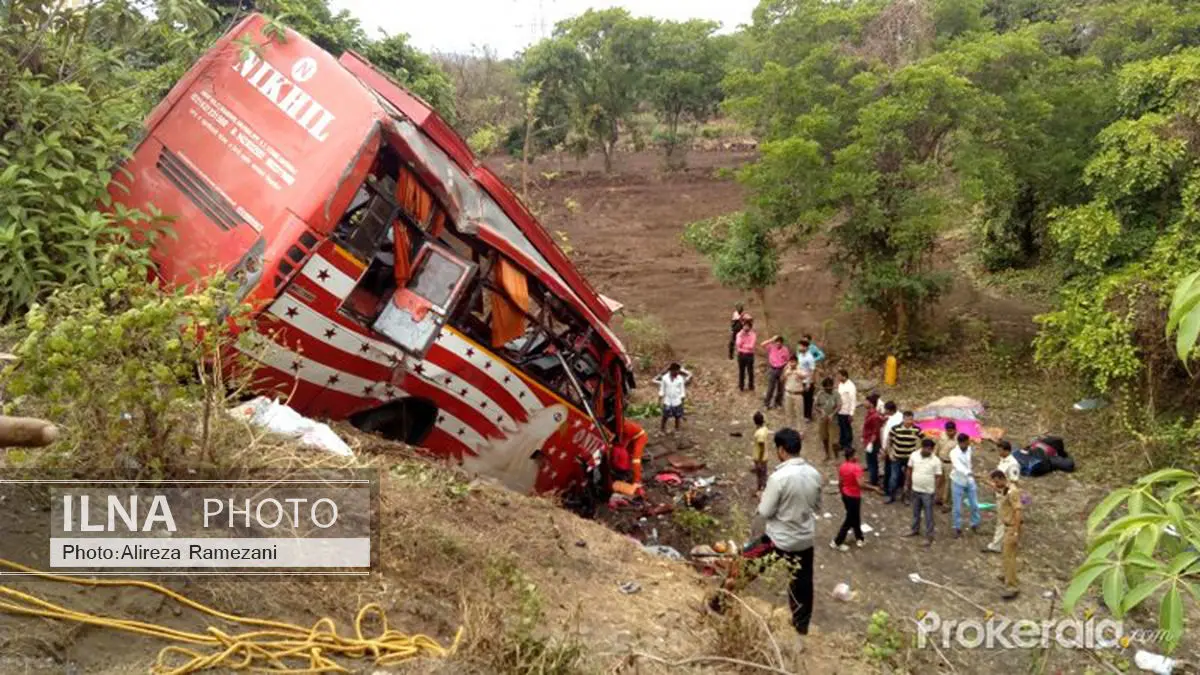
398 166 433 225
491 258 528 348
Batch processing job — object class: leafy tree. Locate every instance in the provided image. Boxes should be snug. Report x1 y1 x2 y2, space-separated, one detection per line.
1034 49 1200 400
362 32 457 123
683 212 780 333
0 0 213 319
646 19 726 168
522 9 656 172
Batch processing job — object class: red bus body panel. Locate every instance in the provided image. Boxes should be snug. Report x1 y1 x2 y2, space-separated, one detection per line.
112 15 628 496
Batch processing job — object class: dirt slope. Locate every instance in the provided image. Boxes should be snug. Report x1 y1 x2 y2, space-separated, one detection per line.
0 441 865 674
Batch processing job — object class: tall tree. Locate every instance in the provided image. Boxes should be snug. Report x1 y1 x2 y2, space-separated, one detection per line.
362 32 457 123
646 19 726 168
524 8 656 172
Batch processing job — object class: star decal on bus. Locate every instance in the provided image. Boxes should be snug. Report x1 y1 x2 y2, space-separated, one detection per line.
324 328 336 339
359 342 370 353
327 374 340 385
285 306 299 318
317 269 330 282
362 384 375 396
412 363 425 374
290 360 303 372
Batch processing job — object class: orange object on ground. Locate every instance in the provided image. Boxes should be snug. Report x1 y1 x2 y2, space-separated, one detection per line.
611 480 638 496
885 354 899 386
623 420 649 485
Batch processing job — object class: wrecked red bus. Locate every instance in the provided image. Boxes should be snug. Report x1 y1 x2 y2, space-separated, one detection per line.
110 14 634 501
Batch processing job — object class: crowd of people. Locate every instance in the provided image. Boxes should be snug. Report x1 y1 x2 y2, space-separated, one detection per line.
644 305 1027 646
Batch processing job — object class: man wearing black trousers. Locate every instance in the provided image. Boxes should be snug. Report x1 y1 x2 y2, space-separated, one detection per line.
734 428 822 644
728 304 746 360
735 317 757 391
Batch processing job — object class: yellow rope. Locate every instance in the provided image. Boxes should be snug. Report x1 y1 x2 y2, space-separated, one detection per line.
0 559 461 674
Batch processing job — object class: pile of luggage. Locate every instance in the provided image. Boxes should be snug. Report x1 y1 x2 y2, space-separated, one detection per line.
1014 435 1075 477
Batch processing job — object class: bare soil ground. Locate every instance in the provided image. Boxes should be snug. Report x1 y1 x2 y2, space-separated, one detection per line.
500 150 1199 672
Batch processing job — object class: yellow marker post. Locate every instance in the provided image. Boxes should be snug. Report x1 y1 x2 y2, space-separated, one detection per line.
884 355 898 386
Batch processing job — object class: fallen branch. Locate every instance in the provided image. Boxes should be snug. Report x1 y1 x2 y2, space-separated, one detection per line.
0 416 59 448
630 651 796 675
908 618 957 673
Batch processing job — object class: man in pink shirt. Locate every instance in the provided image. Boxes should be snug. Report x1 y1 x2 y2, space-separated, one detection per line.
760 335 791 409
736 317 757 392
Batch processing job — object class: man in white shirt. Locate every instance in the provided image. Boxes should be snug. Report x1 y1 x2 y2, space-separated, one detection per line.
986 440 1021 553
949 433 982 537
903 439 943 546
737 428 822 638
653 362 692 434
835 369 857 449
795 341 817 422
879 401 903 496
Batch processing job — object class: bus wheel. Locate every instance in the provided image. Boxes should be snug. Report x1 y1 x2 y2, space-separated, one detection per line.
350 398 438 445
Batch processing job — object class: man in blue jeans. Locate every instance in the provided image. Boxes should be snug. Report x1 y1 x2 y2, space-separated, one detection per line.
885 410 921 503
949 432 982 536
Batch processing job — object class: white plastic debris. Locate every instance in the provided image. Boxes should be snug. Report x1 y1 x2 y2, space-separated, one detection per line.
229 396 353 457
908 573 923 584
643 545 683 561
861 524 875 534
832 583 854 602
1134 650 1176 675
822 512 833 519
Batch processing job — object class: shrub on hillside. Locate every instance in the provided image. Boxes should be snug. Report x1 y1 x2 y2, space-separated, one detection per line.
1 266 253 475
617 313 674 371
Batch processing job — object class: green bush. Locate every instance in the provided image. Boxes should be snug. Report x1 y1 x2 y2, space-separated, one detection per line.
467 124 503 156
2 267 252 475
617 313 674 371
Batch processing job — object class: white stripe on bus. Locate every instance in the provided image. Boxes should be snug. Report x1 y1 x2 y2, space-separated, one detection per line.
438 328 541 415
299 254 359 299
236 334 385 401
268 294 518 433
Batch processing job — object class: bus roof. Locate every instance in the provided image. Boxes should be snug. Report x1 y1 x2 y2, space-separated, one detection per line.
336 50 616 326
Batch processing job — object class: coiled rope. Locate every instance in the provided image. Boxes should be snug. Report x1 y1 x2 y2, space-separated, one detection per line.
0 559 461 674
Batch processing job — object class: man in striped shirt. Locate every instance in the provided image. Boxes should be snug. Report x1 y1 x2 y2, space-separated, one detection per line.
885 411 922 504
